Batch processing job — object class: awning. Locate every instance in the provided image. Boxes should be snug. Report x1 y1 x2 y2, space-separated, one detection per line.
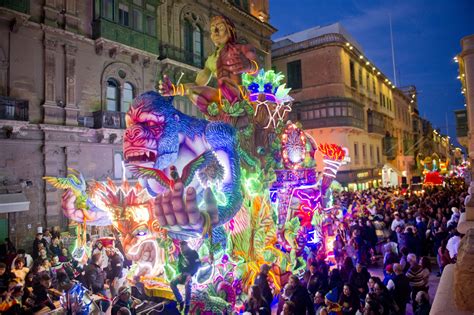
0 193 30 213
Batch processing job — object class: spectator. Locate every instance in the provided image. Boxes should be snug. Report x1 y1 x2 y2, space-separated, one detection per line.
349 263 370 299
11 249 33 270
111 286 138 315
83 252 107 295
313 291 326 315
414 291 431 315
340 257 355 283
446 230 461 260
0 263 14 294
49 236 61 257
437 238 453 276
32 273 56 312
338 283 358 315
12 258 29 285
285 275 315 315
382 265 394 286
0 284 29 314
304 262 325 298
390 212 405 231
32 233 47 259
373 281 397 315
419 257 431 291
106 247 124 298
254 264 273 307
280 300 296 315
367 276 379 294
244 285 270 315
405 254 426 311
387 263 410 315
328 269 344 293
59 247 72 263
323 289 342 314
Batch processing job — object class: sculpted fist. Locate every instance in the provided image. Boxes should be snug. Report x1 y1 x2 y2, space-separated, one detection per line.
157 75 174 96
154 182 219 239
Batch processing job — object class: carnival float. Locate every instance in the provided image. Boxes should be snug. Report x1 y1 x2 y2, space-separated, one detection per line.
44 15 347 314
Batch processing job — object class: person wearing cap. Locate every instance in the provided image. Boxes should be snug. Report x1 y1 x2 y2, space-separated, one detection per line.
322 289 342 315
390 212 405 231
170 240 200 314
382 265 394 286
254 264 273 307
111 286 138 315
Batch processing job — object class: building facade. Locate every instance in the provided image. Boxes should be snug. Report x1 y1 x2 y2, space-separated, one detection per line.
0 0 275 248
272 23 415 190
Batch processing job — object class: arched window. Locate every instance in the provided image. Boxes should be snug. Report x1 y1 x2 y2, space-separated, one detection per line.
122 82 134 112
183 19 203 67
106 78 119 111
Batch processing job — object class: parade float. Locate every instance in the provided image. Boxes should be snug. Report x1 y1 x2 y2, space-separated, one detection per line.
416 153 447 185
44 14 347 314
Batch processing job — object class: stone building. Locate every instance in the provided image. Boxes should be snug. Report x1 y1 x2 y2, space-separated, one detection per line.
432 33 474 315
0 0 275 248
272 23 416 190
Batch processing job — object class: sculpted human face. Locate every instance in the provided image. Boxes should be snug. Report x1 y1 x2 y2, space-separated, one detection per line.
210 18 231 47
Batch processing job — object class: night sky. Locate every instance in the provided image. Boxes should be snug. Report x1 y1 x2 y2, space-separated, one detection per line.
270 0 474 147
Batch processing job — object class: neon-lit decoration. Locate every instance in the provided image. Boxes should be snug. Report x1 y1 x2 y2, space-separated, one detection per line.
281 123 307 169
318 143 346 195
242 69 293 129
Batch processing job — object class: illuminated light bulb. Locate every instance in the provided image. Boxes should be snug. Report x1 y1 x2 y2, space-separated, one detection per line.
372 67 376 71
349 46 353 50
457 76 461 79
346 42 350 46
462 74 465 77
359 55 364 59
385 78 388 82
366 61 370 66
377 71 380 75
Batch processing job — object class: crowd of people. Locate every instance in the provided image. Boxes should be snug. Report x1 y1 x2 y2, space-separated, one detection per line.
0 181 467 314
244 182 467 315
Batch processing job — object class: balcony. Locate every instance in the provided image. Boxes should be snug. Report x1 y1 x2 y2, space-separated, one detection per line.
158 43 204 69
367 110 385 135
0 0 29 13
383 136 398 160
298 97 365 130
0 96 28 121
93 110 126 129
403 139 414 156
454 109 468 137
92 18 158 55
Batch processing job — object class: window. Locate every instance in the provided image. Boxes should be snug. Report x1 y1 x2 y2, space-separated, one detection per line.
132 8 143 31
379 93 382 106
354 143 360 164
106 78 119 111
350 60 356 88
119 3 129 26
122 82 134 113
287 60 302 89
358 68 363 86
376 146 381 164
102 0 114 20
133 0 143 6
370 145 374 163
184 20 203 66
146 15 156 36
366 74 370 92
362 144 367 160
373 79 376 94
146 4 155 12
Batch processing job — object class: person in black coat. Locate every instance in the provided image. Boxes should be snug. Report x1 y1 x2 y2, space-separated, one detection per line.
387 263 411 315
349 263 370 299
286 275 315 315
170 241 201 315
83 253 106 295
32 233 47 259
32 273 56 312
254 264 273 307
106 248 124 297
0 263 14 294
